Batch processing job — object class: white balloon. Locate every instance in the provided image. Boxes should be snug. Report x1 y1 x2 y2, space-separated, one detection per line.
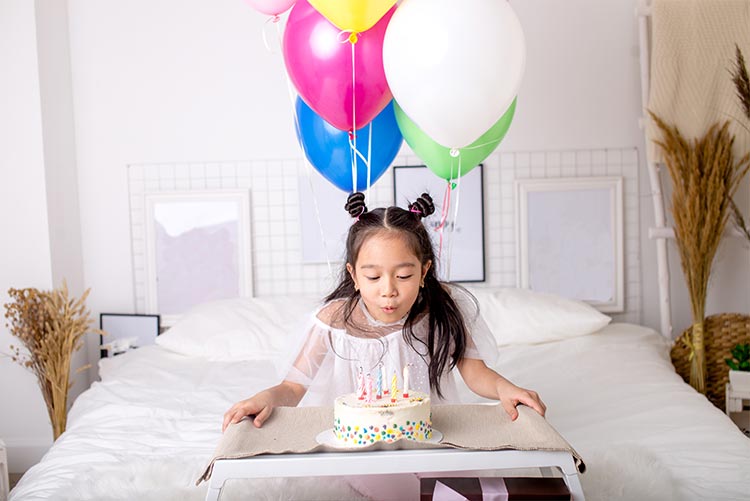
383 0 525 149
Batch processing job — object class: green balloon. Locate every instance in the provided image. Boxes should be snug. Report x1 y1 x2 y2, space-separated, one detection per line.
394 98 517 180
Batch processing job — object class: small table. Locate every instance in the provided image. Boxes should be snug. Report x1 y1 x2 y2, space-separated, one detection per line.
205 448 585 501
725 383 750 415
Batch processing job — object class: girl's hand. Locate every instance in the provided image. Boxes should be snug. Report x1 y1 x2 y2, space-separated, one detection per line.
222 381 306 432
222 390 276 432
456 358 547 420
496 381 546 421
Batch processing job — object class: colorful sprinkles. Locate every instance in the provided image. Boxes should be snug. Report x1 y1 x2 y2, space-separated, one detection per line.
333 417 432 445
333 394 433 446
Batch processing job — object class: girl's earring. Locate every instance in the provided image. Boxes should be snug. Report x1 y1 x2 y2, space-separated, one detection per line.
420 279 425 288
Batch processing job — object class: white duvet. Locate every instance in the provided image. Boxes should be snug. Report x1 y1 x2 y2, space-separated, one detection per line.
10 323 750 500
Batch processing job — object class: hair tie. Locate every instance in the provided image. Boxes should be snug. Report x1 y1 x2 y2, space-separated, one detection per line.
408 193 435 219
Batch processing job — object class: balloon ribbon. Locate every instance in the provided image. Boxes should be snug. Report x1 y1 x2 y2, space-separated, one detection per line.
434 181 452 260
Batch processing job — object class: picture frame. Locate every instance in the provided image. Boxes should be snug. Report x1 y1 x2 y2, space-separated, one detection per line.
393 164 485 282
298 171 351 264
515 176 624 312
99 313 161 358
142 190 252 326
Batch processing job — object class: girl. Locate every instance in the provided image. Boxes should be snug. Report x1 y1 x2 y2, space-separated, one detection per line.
223 192 545 432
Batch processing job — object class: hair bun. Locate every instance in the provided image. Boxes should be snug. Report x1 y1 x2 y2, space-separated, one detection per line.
345 192 368 218
408 192 435 219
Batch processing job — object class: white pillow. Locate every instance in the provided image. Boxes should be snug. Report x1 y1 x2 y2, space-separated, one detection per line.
155 296 320 361
465 287 611 346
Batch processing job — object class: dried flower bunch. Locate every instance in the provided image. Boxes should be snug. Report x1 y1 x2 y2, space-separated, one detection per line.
4 283 99 440
729 44 750 241
650 112 750 394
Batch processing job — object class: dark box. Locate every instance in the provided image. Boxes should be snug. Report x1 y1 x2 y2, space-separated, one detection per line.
420 477 571 501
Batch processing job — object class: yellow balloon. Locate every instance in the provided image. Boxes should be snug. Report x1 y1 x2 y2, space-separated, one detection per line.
308 0 396 33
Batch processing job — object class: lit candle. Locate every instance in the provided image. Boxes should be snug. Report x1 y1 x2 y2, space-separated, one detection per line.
391 370 398 402
381 364 389 395
357 366 365 400
403 364 410 398
376 364 383 399
365 373 373 403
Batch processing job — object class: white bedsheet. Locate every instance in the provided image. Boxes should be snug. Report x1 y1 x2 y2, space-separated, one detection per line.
9 346 364 501
10 323 750 500
487 323 750 501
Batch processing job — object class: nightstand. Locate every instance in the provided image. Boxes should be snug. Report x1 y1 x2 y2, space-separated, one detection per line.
725 383 750 437
1 437 8 500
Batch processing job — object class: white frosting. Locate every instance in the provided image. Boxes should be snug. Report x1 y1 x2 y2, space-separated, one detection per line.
333 391 432 445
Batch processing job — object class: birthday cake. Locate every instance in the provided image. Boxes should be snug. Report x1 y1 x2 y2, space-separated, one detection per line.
333 390 432 446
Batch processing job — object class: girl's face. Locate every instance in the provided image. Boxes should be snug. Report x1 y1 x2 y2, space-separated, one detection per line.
347 231 431 324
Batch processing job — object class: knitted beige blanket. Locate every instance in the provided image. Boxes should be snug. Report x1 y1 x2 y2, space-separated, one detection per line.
647 0 750 161
197 404 584 485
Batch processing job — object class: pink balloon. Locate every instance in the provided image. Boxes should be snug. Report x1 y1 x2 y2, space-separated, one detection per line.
283 0 394 131
244 0 296 16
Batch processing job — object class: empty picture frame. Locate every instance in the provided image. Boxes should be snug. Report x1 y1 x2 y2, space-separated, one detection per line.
99 313 160 357
393 165 485 282
143 190 252 325
516 176 624 312
298 171 351 264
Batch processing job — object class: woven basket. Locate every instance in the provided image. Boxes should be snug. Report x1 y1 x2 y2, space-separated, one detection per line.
671 313 750 410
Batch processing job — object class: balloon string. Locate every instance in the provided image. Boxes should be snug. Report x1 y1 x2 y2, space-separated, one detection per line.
445 156 463 282
277 20 333 278
463 139 497 150
366 122 372 207
350 39 358 195
261 15 282 53
349 137 371 165
434 181 452 260
347 132 372 203
337 29 356 44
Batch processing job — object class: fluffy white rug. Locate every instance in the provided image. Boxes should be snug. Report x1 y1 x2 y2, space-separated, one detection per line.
65 456 367 501
579 445 676 501
64 446 676 501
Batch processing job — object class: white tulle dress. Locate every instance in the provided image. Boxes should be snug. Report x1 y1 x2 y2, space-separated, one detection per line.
283 285 499 407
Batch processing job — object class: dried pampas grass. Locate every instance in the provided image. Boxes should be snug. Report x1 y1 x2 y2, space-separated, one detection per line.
729 45 750 241
650 112 750 394
732 44 750 124
4 282 100 440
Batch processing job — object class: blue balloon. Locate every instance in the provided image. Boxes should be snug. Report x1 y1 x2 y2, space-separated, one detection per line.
295 98 403 192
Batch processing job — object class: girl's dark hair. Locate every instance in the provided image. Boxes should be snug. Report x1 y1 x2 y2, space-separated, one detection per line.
326 192 468 398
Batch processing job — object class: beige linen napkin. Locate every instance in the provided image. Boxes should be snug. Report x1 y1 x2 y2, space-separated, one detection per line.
197 404 584 485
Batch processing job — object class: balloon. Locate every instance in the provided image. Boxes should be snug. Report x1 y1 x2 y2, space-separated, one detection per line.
383 0 525 149
296 98 403 192
243 0 296 16
308 0 396 33
395 98 517 180
284 0 394 131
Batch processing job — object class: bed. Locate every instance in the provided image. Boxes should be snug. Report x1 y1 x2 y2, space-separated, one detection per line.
9 290 750 501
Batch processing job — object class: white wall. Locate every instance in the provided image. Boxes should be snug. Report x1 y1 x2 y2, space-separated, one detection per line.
1 0 748 473
0 0 56 472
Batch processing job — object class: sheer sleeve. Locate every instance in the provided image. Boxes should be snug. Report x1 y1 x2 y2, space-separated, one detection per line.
282 303 340 388
449 284 499 364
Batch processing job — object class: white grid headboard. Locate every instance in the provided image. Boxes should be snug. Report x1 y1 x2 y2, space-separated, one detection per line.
128 147 640 323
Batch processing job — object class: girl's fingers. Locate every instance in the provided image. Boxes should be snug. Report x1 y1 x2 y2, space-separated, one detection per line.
520 392 546 417
222 410 238 433
500 398 519 421
253 406 273 428
223 401 256 432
